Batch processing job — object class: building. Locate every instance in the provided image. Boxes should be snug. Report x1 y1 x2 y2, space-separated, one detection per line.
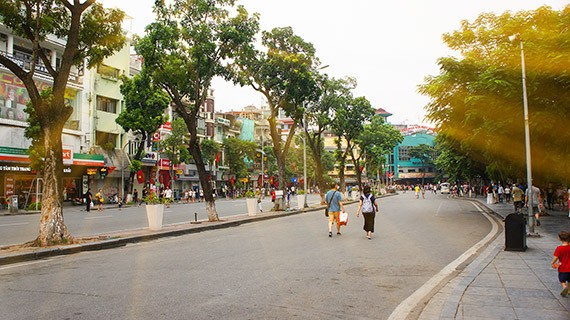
387 128 438 185
0 24 120 208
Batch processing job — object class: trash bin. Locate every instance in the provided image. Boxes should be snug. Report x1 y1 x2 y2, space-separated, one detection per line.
9 195 18 213
505 213 527 251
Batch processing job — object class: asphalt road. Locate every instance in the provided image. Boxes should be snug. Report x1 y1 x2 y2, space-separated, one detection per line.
0 194 323 247
0 192 492 320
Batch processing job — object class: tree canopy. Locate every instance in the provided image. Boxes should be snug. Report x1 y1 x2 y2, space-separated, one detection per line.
420 5 570 186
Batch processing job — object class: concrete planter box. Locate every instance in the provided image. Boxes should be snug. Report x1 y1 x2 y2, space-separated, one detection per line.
146 204 164 230
246 198 258 216
296 194 306 209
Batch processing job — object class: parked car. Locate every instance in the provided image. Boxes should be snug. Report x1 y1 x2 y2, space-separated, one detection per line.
440 182 450 194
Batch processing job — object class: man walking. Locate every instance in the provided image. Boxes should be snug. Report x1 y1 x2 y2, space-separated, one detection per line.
84 188 92 212
325 182 346 237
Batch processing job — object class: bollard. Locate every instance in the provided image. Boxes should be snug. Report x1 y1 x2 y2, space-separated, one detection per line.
194 212 197 222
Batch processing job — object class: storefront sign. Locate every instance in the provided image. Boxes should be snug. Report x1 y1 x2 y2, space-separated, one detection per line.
142 152 157 163
0 165 31 172
5 175 14 196
87 168 98 175
62 147 73 165
63 167 72 173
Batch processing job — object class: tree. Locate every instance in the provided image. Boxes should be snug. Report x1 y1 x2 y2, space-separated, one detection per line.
357 115 403 188
0 1 125 246
232 26 321 210
304 76 354 201
223 137 257 183
159 118 191 190
331 95 375 191
136 0 259 221
419 5 570 186
409 144 434 186
116 71 170 198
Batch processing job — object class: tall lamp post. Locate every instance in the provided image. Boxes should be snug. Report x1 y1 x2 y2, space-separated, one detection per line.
303 113 308 208
509 33 536 235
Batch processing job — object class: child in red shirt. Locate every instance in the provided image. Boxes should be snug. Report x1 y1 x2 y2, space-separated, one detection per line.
552 230 570 297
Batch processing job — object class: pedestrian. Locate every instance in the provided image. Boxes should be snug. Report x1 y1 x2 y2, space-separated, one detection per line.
525 184 542 226
512 184 524 214
356 185 379 239
133 189 138 204
140 186 148 206
84 188 92 212
325 182 345 237
165 186 173 208
551 230 570 297
546 183 555 210
95 189 104 211
414 185 420 199
504 185 511 203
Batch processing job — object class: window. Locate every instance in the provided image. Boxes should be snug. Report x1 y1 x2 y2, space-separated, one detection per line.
96 96 118 113
97 64 120 80
398 146 410 161
95 131 118 150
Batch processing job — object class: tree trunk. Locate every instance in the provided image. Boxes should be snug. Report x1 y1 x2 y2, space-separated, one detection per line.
37 121 71 246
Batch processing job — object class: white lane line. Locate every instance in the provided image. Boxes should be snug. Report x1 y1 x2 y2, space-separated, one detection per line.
0 222 30 227
0 259 49 271
84 215 113 220
388 201 500 320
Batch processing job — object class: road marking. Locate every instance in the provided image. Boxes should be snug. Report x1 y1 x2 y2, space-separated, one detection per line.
84 215 113 220
388 201 499 320
0 222 30 227
0 259 48 271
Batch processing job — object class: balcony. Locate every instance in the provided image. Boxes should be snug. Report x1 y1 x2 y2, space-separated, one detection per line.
0 50 83 85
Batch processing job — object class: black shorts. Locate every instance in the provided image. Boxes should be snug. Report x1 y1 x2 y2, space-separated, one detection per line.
514 201 523 209
558 272 570 283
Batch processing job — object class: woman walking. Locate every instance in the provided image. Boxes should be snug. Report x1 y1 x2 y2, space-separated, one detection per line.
357 185 379 239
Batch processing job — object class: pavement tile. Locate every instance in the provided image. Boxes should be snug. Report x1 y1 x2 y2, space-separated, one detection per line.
461 304 516 319
509 295 566 310
496 266 533 275
465 285 507 296
514 307 570 320
505 287 554 298
499 274 544 289
460 293 510 307
469 274 502 288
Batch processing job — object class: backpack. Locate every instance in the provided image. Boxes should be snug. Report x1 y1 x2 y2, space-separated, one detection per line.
361 194 374 213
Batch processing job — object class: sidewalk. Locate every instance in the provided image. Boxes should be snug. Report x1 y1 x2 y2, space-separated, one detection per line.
420 198 570 320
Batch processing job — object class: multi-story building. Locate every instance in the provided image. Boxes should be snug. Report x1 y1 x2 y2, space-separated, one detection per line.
0 25 118 208
386 127 437 185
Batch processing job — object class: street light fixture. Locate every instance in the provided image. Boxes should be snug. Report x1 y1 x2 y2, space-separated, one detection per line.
509 33 536 235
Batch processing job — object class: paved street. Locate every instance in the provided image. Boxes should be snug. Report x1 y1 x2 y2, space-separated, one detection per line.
0 194 324 247
0 192 493 319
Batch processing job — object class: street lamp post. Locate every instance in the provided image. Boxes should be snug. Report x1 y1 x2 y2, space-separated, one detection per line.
510 34 535 235
303 113 308 208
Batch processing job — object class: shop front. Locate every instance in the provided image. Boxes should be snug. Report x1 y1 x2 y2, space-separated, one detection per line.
0 147 105 208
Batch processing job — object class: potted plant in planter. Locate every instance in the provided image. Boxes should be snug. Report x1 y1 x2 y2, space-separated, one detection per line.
296 189 306 209
245 190 257 216
144 190 165 230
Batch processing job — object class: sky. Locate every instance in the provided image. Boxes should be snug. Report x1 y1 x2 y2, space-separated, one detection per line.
99 0 568 125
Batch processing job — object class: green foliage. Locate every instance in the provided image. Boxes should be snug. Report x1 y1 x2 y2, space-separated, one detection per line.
244 190 255 198
359 115 403 178
130 159 142 173
159 118 189 166
201 139 220 165
27 202 42 211
223 137 258 179
144 190 164 205
420 5 570 185
116 71 169 139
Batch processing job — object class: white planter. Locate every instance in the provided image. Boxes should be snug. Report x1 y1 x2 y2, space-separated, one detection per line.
297 194 306 209
487 194 494 204
246 198 258 216
146 204 164 230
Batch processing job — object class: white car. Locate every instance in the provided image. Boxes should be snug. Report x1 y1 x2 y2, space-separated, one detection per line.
440 183 450 194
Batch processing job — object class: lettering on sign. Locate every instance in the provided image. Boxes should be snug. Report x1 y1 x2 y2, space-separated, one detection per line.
0 165 32 172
